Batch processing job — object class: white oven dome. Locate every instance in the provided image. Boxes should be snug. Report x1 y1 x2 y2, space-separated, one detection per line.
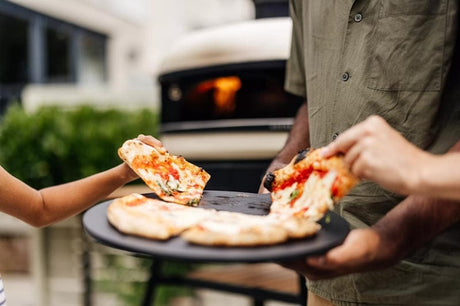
159 17 292 74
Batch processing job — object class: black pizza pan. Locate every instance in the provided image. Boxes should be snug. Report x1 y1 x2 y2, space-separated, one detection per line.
83 190 349 263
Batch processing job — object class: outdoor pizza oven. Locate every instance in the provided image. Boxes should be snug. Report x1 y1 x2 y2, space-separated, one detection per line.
158 2 302 192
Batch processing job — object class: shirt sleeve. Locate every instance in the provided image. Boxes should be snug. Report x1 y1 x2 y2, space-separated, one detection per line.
284 0 306 98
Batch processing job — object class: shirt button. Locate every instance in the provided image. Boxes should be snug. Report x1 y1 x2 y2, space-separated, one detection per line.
332 132 340 141
342 72 350 82
354 13 363 23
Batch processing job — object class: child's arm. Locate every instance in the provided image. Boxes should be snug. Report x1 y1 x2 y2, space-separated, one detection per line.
0 163 138 227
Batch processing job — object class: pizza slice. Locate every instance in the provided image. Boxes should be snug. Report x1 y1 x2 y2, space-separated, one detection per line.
107 193 216 240
107 193 319 246
264 148 358 221
181 211 320 247
118 138 211 205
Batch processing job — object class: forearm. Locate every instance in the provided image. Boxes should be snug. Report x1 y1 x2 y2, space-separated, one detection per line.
416 152 460 200
259 102 310 193
34 163 137 227
408 140 460 200
0 164 136 227
297 194 460 280
272 102 310 166
372 194 460 264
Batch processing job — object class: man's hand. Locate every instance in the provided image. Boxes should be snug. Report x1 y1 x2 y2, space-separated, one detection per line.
280 228 397 280
258 159 288 193
281 192 460 280
322 115 428 196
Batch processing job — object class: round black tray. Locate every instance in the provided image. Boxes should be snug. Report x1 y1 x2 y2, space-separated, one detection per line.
83 190 349 263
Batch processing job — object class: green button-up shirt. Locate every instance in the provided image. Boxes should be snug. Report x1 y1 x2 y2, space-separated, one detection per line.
285 0 460 304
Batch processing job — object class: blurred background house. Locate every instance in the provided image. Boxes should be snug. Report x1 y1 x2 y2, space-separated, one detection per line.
0 0 255 113
0 0 299 305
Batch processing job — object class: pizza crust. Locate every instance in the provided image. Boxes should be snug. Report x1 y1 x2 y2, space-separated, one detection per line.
181 211 321 246
181 211 289 246
270 214 321 239
107 193 215 240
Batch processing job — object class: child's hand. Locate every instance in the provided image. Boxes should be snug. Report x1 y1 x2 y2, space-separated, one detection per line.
137 134 167 154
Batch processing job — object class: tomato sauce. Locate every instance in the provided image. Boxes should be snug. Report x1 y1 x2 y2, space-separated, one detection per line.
274 167 312 191
132 156 180 181
126 198 145 207
331 179 339 197
274 167 328 191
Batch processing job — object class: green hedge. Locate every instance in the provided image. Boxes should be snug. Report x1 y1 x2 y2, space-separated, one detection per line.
0 104 159 188
0 104 195 305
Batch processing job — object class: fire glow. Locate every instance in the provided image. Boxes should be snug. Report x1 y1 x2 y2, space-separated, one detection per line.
196 76 242 115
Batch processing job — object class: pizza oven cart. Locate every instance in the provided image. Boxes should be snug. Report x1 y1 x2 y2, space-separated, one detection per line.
83 191 349 306
110 2 310 305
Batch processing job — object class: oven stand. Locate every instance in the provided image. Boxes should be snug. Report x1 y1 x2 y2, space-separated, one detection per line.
141 258 308 306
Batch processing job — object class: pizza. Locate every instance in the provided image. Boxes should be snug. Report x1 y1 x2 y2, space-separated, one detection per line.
118 138 210 205
107 193 320 246
108 140 356 247
264 148 359 221
107 193 216 240
182 212 320 247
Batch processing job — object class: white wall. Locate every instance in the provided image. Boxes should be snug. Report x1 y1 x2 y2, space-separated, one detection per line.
10 0 255 111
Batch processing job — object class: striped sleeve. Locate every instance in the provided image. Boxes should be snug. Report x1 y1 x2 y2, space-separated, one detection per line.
0 276 6 306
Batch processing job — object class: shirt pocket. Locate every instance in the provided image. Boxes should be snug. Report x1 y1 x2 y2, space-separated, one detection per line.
366 0 448 92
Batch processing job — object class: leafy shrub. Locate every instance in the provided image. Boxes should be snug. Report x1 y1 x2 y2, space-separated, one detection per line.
0 104 194 305
0 104 159 188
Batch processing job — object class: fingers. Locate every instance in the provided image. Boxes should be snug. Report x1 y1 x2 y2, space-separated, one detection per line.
306 228 382 276
306 230 360 271
258 186 271 194
137 134 167 154
279 229 376 280
322 125 364 158
322 115 385 158
137 134 163 147
278 259 338 280
306 246 347 271
258 160 287 194
342 137 373 178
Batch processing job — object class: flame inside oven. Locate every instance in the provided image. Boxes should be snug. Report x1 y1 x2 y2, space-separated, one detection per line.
195 76 242 115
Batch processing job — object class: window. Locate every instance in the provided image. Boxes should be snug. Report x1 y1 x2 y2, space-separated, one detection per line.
46 26 72 83
0 12 28 84
0 1 108 112
0 1 107 85
79 34 107 85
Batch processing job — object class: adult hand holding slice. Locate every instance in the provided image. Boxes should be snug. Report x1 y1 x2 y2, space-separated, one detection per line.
322 115 460 200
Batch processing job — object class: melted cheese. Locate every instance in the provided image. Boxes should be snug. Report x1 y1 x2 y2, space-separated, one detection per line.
199 212 277 235
270 171 337 221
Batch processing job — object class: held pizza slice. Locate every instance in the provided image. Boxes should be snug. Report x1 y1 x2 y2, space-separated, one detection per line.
264 148 359 221
107 193 216 240
118 138 211 205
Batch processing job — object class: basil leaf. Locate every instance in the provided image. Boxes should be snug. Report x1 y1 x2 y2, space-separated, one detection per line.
289 189 299 200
